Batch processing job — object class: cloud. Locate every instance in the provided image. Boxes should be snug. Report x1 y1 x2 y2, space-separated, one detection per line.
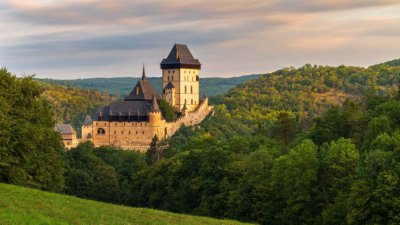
1 0 400 78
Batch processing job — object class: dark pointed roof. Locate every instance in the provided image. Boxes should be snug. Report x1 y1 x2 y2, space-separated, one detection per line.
125 77 162 101
142 64 146 80
160 44 201 69
150 93 160 113
203 92 207 99
164 81 175 89
83 115 92 125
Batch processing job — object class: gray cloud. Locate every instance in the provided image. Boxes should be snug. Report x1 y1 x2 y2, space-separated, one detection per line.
1 0 400 78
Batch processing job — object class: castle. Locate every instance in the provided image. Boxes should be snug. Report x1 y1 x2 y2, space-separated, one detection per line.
57 44 213 151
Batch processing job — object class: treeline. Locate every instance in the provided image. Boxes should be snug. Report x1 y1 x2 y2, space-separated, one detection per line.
38 74 259 98
41 83 118 135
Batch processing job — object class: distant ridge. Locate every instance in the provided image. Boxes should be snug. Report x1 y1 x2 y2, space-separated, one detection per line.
37 74 259 97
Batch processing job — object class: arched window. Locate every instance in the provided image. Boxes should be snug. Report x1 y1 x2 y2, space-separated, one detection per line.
97 128 105 135
185 85 187 93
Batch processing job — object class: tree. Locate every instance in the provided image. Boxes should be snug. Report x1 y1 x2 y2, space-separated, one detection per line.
319 138 359 224
158 99 176 122
146 135 167 166
0 68 64 192
270 140 320 225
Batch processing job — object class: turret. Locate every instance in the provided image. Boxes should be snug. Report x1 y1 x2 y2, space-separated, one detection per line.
148 93 162 125
81 115 93 142
164 81 176 107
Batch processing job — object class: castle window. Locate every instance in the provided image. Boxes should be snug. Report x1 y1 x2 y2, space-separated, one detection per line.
129 131 131 135
114 131 116 134
142 131 144 134
97 128 105 135
168 70 170 74
191 99 193 104
96 123 98 126
172 70 175 73
115 122 117 126
121 131 124 134
136 131 138 134
185 85 187 93
167 76 169 81
104 123 106 126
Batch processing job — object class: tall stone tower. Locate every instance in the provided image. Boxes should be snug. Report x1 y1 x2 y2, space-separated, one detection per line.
161 44 201 112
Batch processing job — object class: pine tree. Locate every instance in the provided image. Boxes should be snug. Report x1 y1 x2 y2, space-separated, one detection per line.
146 135 167 166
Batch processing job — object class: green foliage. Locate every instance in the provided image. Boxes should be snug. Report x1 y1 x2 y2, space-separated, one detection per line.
64 142 146 204
158 99 176 122
0 183 249 225
41 83 117 136
37 75 259 98
146 135 167 166
0 68 64 192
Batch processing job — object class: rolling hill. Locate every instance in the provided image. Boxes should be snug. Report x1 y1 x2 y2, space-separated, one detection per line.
0 183 250 225
37 74 259 97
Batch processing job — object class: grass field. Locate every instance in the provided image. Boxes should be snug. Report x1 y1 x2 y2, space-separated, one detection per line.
0 183 251 225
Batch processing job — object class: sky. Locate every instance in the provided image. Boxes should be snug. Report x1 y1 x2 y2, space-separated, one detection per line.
1 0 400 79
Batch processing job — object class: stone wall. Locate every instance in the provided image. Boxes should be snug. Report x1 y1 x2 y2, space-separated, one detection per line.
83 99 213 152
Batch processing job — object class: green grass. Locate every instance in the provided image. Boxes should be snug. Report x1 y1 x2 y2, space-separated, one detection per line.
0 183 251 225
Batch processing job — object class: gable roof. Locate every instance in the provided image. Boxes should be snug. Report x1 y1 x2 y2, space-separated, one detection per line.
54 124 76 135
160 44 201 69
164 81 175 89
124 79 161 101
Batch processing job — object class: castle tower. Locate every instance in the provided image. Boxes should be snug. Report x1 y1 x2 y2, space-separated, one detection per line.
148 93 162 125
81 115 93 142
161 44 201 112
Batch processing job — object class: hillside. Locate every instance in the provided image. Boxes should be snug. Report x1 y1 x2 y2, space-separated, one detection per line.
40 82 118 135
38 74 259 97
0 183 250 225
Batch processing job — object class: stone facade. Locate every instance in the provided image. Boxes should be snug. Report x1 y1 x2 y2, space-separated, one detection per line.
79 44 213 152
54 124 80 149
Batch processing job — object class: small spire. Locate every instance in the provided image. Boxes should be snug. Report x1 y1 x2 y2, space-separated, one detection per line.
142 63 146 80
203 92 207 99
151 92 160 113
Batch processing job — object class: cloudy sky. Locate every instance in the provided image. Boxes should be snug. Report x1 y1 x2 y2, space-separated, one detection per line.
1 0 400 79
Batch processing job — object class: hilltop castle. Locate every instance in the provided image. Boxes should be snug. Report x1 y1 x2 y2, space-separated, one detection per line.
58 44 213 151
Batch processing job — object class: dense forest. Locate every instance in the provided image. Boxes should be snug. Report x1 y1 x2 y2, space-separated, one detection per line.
38 74 259 97
1 58 400 224
41 83 118 135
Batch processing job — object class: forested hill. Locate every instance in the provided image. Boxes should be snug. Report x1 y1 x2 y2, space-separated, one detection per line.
128 59 400 224
212 62 400 131
370 58 400 68
37 74 259 97
40 82 118 135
